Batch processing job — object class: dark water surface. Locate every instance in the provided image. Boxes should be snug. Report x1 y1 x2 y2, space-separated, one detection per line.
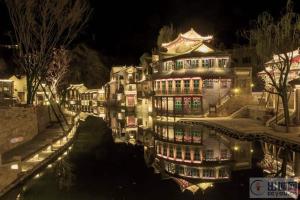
1 111 266 200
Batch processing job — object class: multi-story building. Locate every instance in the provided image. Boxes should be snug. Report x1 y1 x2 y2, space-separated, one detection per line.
259 49 300 110
151 28 252 116
0 75 14 105
66 84 87 111
106 66 138 109
136 56 154 113
151 121 252 191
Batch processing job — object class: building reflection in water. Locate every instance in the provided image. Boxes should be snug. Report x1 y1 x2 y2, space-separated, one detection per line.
96 106 253 193
149 121 252 193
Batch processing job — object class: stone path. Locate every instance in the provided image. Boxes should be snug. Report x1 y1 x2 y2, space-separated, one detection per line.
0 114 76 197
2 123 68 164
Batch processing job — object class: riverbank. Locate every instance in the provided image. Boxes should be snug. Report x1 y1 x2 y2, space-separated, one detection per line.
0 112 80 198
178 117 300 151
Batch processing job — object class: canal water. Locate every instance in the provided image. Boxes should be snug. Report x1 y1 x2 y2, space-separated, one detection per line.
1 107 294 200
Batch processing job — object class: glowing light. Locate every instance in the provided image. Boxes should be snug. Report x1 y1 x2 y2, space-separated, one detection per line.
251 83 254 88
10 164 19 170
34 174 40 179
233 88 240 94
250 149 254 153
47 164 52 168
233 146 239 151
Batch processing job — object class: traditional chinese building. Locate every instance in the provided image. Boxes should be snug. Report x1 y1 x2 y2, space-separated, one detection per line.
152 121 252 184
151 28 252 116
259 49 300 110
106 66 138 110
66 84 87 111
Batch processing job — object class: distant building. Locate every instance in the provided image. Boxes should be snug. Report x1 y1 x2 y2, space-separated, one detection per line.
0 75 14 106
151 28 252 116
106 66 138 110
66 84 87 111
80 88 106 112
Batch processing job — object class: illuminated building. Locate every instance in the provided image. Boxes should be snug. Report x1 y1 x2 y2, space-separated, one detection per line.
0 75 14 105
80 88 106 111
152 121 252 185
259 49 300 110
66 84 87 111
151 28 252 116
106 66 138 110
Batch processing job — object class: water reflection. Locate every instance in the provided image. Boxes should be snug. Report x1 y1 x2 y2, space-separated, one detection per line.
3 105 299 199
104 107 254 193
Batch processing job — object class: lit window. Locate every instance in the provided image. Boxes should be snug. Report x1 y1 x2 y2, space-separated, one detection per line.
205 150 214 160
194 148 200 160
221 80 227 88
203 168 215 177
218 59 228 67
219 168 229 177
175 80 181 93
184 80 190 88
169 145 174 158
175 60 183 70
176 165 184 175
191 59 199 68
191 168 200 177
163 143 167 156
168 80 172 92
202 59 214 68
203 79 214 88
176 146 182 159
220 149 229 160
185 146 191 160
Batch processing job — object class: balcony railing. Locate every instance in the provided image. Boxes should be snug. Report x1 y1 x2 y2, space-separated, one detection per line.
155 89 201 95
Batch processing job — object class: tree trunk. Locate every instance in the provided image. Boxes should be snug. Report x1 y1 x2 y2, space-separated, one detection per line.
26 77 34 105
281 93 290 133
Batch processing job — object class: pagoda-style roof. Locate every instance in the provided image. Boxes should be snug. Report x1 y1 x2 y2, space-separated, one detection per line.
161 28 214 56
265 49 300 64
161 49 230 61
152 68 233 80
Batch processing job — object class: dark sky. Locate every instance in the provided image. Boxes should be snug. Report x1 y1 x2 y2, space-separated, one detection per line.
1 0 300 66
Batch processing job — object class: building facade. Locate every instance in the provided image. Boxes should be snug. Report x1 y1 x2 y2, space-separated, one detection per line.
152 121 252 187
259 49 300 110
106 66 138 109
66 84 88 111
151 28 252 116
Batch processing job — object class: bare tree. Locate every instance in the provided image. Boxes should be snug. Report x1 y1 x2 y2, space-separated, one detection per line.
46 47 70 100
245 0 300 132
6 0 91 104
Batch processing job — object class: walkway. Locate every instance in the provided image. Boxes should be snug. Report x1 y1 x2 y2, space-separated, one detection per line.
0 114 78 197
2 123 65 164
178 117 300 151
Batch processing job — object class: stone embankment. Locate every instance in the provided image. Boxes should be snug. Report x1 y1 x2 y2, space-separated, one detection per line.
178 118 300 151
0 109 80 198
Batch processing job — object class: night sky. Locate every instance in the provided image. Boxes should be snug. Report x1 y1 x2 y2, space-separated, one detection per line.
1 0 300 66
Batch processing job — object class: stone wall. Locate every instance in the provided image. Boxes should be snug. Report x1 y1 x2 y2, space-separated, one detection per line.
0 106 50 154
